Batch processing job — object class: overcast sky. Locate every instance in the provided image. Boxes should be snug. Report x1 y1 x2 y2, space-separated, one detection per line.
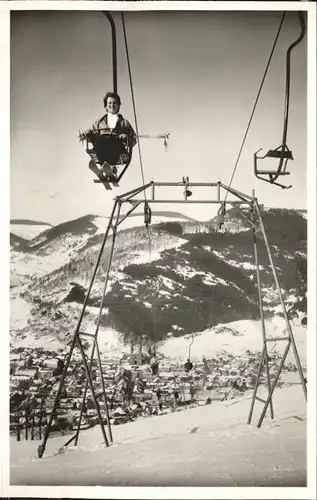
10 8 308 225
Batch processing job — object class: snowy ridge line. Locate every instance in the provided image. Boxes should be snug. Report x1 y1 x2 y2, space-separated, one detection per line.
10 223 52 240
10 211 199 245
11 222 188 280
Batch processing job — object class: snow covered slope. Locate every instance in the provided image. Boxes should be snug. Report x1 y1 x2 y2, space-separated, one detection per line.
10 209 307 355
158 315 307 366
9 385 308 488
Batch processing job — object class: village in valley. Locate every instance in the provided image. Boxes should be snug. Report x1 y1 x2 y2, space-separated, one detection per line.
10 337 300 441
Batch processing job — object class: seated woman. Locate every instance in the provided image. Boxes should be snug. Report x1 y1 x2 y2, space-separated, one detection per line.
81 92 137 178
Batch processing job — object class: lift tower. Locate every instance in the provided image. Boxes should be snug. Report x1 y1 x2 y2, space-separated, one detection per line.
38 180 307 458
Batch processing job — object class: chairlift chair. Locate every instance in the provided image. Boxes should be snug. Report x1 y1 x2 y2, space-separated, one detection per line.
254 145 293 189
80 128 133 185
253 11 305 190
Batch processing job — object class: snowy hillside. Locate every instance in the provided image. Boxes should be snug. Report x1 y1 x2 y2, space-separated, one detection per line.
10 208 307 352
159 315 307 366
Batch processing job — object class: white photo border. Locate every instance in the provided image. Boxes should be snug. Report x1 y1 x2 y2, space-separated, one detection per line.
1 2 316 499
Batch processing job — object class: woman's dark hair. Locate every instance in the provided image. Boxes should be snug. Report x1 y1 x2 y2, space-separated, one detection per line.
103 92 121 108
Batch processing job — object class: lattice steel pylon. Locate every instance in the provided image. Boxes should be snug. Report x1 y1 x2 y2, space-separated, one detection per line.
247 199 307 427
38 180 307 457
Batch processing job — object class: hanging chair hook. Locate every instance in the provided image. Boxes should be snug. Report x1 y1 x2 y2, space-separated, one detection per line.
217 202 226 229
144 201 152 228
188 334 194 360
103 12 118 94
163 133 170 152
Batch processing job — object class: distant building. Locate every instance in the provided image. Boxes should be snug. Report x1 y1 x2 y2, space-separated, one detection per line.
13 367 38 379
38 369 54 380
43 359 59 369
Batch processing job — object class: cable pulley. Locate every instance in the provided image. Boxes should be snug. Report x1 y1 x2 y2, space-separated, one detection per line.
183 176 192 200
